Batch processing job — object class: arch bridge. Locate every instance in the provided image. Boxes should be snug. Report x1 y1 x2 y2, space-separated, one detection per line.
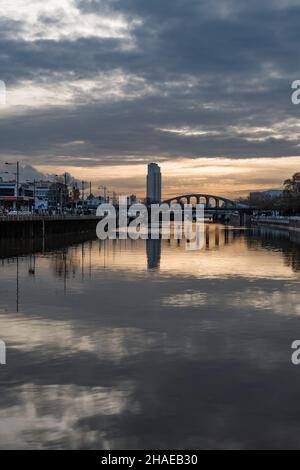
161 194 237 210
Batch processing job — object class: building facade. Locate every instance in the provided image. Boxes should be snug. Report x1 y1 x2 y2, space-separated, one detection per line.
250 189 283 201
48 182 69 212
147 163 162 204
0 181 34 212
34 181 52 199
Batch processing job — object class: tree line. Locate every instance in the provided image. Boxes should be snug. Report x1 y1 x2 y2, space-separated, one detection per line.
240 173 300 215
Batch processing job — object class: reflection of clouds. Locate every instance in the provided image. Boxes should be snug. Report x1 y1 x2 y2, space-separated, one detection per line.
231 289 300 316
161 286 300 316
162 291 208 307
178 327 289 371
160 243 298 280
90 230 299 281
1 227 299 288
0 313 164 360
158 285 300 370
1 229 300 449
0 383 138 449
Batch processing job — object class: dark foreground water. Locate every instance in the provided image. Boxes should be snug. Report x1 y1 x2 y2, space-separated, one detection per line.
1 225 300 449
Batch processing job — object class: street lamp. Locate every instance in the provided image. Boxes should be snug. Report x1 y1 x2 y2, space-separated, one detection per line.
5 161 19 213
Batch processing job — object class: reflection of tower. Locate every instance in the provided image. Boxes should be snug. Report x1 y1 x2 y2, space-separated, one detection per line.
147 238 161 269
147 163 162 204
16 256 19 313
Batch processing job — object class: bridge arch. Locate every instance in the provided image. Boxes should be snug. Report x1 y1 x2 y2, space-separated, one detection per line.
161 194 237 210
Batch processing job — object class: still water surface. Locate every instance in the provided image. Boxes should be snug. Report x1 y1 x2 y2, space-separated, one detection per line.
1 225 300 449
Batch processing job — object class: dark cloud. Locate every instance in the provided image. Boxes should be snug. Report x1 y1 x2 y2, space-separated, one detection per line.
0 0 300 167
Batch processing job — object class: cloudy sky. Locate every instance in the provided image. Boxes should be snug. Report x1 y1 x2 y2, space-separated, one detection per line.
0 0 300 198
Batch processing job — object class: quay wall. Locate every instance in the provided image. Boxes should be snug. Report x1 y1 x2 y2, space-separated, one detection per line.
0 216 99 239
253 216 300 232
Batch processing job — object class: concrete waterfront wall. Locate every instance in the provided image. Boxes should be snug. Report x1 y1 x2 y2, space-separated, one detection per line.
0 232 98 259
0 216 99 240
254 216 300 232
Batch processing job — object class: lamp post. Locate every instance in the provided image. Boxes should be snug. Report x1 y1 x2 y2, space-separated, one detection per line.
5 161 19 213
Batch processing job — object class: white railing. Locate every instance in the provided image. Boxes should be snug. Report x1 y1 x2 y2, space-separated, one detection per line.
253 216 300 227
254 217 289 225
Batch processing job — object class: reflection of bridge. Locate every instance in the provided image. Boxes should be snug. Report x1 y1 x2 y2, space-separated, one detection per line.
162 194 238 210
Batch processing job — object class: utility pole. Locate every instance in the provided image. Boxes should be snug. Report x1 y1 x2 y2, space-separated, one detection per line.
5 161 20 213
64 173 68 213
99 185 108 202
16 161 19 214
33 179 36 213
60 188 63 214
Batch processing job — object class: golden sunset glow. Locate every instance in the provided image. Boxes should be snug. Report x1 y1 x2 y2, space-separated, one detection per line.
36 156 300 199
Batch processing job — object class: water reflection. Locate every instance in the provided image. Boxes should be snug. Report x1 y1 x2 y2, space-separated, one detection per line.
1 225 300 449
147 239 161 270
252 227 300 273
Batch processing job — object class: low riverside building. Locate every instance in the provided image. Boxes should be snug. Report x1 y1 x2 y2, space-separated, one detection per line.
75 196 106 214
48 181 69 213
0 181 34 212
34 181 52 199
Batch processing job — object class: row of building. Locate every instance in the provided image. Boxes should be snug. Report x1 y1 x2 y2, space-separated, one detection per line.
1 162 286 215
0 179 103 214
0 162 162 213
0 178 139 214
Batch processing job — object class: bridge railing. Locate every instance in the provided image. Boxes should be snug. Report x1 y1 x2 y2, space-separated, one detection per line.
0 214 99 222
253 216 290 225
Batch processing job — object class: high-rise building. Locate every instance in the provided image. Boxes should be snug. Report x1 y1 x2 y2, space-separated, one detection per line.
147 163 162 204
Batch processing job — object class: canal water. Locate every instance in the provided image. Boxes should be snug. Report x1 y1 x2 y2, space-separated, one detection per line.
0 225 300 449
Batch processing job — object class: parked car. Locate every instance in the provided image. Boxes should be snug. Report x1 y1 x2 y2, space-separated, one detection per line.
8 210 32 216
